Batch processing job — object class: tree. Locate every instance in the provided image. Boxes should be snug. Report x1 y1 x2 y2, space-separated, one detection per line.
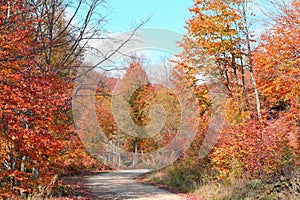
179 0 262 120
172 0 299 182
210 0 299 179
28 0 108 69
0 0 115 197
253 0 299 155
0 0 71 196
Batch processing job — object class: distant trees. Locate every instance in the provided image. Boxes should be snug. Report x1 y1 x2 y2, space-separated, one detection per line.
95 58 182 168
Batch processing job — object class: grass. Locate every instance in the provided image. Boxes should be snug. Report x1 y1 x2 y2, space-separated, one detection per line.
143 166 199 193
194 177 300 200
144 165 300 200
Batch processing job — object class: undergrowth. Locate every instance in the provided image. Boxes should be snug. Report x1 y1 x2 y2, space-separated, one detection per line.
145 164 300 200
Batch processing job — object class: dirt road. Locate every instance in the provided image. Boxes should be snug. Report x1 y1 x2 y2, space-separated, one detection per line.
84 169 186 200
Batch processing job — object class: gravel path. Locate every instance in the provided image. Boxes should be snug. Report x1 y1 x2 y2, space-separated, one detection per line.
84 169 186 200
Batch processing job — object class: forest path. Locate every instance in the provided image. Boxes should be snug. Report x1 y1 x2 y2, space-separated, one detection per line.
84 169 186 200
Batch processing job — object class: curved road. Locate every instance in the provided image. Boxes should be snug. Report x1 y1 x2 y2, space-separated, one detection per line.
84 169 185 200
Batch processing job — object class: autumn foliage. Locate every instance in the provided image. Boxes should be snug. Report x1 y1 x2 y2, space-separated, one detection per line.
176 0 299 183
95 59 182 165
0 0 299 198
0 0 103 198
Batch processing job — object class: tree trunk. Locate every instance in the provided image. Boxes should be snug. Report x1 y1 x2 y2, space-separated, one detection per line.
133 141 138 167
242 1 262 119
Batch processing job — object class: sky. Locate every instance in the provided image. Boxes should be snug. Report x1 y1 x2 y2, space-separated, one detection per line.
81 0 195 78
101 0 284 34
80 0 283 78
105 0 194 33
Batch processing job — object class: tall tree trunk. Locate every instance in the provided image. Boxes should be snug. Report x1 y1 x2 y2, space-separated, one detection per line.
242 1 262 119
133 141 138 167
249 66 262 119
241 59 250 109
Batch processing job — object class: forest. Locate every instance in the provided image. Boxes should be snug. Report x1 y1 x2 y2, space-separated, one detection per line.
0 0 299 199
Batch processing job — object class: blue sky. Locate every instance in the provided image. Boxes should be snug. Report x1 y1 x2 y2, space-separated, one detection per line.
106 0 194 33
77 1 195 77
81 0 281 78
102 0 280 34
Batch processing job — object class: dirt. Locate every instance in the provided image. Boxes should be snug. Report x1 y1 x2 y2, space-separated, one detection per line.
83 169 186 200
